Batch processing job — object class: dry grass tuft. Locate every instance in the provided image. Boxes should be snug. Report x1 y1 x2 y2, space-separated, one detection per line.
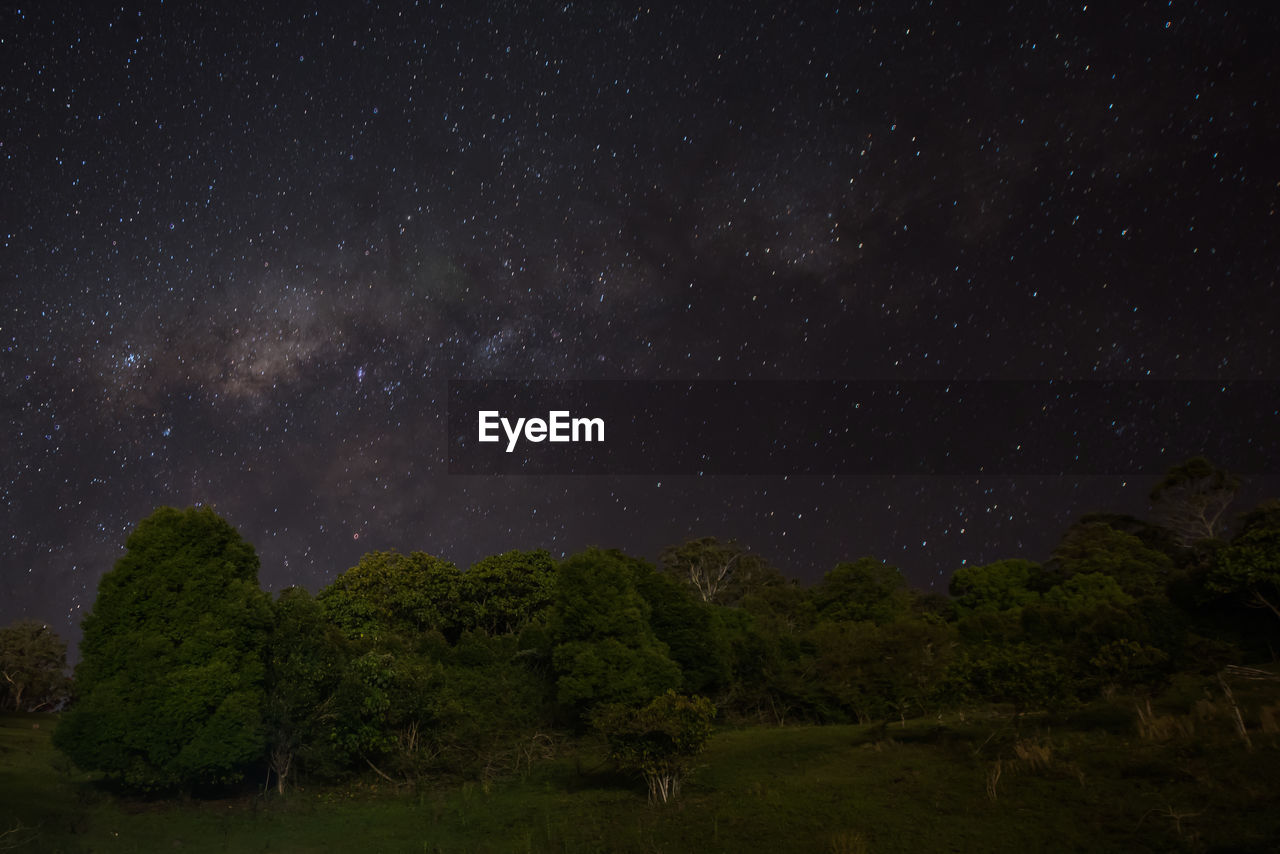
827 829 870 854
1013 737 1052 771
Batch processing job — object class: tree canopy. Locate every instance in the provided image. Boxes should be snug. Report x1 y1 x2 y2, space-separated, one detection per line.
459 549 556 635
53 506 271 791
1209 522 1280 621
0 620 70 712
318 550 462 644
949 559 1042 612
42 466 1280 802
550 548 681 713
1150 457 1239 547
811 557 912 624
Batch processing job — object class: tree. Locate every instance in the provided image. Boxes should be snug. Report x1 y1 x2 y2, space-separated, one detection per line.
945 644 1071 716
318 550 462 644
592 691 716 804
1236 499 1280 538
550 549 680 714
627 555 731 697
1050 522 1174 599
53 507 271 791
949 560 1042 612
807 618 953 725
432 631 557 775
459 549 556 636
327 645 446 784
659 536 780 605
316 552 465 781
0 620 70 712
1088 639 1170 692
1043 573 1135 616
1208 524 1280 621
1150 457 1240 547
811 557 911 624
1075 512 1179 557
263 587 351 794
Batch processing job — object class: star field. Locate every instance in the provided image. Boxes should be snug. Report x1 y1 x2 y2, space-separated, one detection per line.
3 2 1278 653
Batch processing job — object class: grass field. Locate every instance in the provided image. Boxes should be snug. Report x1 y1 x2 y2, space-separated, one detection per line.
4 690 1280 853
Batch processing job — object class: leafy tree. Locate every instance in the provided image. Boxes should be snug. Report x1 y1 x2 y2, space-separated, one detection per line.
1150 457 1240 547
949 560 1042 612
263 587 351 793
1050 522 1175 599
811 557 912 624
592 691 716 804
1236 499 1280 538
319 550 462 644
741 578 814 631
1088 639 1170 692
432 632 557 774
627 557 731 697
53 507 271 791
945 644 1071 716
550 548 680 714
725 583 817 724
1208 524 1280 621
459 549 556 636
328 645 445 784
807 618 953 725
1043 573 1135 616
1074 512 1179 558
659 536 781 605
910 590 958 624
0 620 70 712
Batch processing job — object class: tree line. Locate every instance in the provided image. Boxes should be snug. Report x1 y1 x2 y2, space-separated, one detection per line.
2 458 1277 801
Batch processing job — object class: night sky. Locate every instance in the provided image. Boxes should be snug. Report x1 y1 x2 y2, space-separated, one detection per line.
4 2 1278 654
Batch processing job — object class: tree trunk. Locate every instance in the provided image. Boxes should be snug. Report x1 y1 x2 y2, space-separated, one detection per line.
1 672 22 713
270 746 292 795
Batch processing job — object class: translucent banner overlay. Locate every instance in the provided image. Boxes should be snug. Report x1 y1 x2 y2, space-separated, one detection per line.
446 380 1279 476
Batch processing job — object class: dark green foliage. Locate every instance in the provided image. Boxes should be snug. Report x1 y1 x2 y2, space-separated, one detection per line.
318 550 462 643
741 577 814 628
10 699 1280 852
327 645 445 782
949 559 1042 612
430 632 556 773
811 557 912 624
1050 522 1175 599
591 690 716 803
910 590 957 623
807 618 954 724
945 643 1071 714
0 620 70 712
1236 498 1280 537
659 536 783 605
550 549 680 714
35 486 1280 809
1087 639 1170 691
628 559 731 696
955 607 1025 646
1075 512 1180 558
1042 572 1134 615
459 549 556 636
54 506 271 791
1208 522 1280 621
264 587 351 791
712 608 788 721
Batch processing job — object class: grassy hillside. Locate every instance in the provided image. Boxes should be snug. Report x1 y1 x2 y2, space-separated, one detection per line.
4 686 1280 853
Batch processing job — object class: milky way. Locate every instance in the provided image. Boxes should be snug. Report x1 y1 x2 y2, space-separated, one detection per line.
4 2 1278 652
